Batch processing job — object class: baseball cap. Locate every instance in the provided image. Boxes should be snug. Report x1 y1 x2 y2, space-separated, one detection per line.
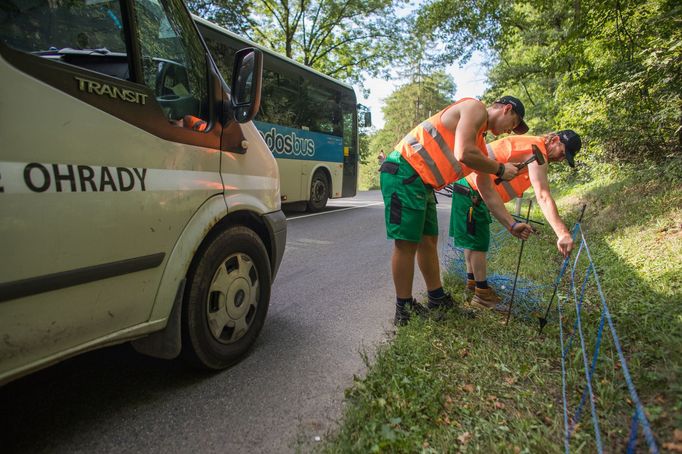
495 95 529 134
556 129 582 167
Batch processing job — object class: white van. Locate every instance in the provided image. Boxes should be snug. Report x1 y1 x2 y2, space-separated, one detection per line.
0 0 286 385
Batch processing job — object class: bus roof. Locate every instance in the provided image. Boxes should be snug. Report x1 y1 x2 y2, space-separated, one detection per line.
193 15 355 93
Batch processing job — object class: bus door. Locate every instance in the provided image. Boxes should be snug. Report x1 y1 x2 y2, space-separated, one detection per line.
341 101 358 197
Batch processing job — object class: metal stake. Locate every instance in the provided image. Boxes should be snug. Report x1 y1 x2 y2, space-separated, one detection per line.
505 199 533 326
538 204 587 334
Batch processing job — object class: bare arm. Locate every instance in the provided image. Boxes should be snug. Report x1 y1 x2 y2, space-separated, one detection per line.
528 161 573 257
475 173 531 239
443 101 519 179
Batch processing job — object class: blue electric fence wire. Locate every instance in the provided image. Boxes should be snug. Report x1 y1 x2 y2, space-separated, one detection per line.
554 224 658 453
444 224 547 320
571 311 605 436
574 279 603 452
568 261 597 434
627 410 640 454
444 215 659 453
558 293 571 454
578 225 659 453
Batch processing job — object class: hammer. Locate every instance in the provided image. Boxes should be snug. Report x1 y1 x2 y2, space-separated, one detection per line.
495 144 546 184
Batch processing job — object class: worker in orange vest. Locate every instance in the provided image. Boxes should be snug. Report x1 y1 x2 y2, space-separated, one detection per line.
449 130 582 311
380 96 533 326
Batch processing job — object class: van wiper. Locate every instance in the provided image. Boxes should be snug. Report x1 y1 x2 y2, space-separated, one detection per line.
32 47 125 57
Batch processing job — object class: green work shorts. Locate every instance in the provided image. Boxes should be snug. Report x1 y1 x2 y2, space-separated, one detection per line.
449 178 492 251
380 151 438 242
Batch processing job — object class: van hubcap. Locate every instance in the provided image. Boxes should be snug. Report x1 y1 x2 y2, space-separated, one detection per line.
206 253 259 344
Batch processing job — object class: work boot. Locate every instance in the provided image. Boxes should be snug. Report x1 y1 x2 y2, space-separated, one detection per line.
429 293 476 319
466 279 476 293
427 292 455 310
471 287 507 312
394 299 428 326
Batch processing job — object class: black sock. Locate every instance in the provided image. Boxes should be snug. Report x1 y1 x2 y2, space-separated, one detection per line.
428 287 445 299
475 280 489 289
397 297 413 307
467 273 475 281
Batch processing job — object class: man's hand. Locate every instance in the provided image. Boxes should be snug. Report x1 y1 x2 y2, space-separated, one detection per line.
500 162 520 180
510 222 532 240
556 233 574 258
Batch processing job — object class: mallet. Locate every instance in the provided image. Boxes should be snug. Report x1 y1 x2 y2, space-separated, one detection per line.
495 145 546 185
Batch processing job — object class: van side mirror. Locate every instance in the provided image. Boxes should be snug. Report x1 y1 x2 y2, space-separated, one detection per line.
230 48 262 123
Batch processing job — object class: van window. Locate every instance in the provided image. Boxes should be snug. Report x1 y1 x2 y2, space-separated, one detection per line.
134 0 208 127
0 0 130 80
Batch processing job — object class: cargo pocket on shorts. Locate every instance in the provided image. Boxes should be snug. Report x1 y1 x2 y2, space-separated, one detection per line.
390 192 402 224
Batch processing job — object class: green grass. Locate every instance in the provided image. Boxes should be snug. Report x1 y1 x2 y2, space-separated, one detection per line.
324 161 682 452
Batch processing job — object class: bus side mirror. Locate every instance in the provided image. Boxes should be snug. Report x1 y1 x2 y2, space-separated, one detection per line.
230 48 263 123
363 111 372 128
357 103 371 128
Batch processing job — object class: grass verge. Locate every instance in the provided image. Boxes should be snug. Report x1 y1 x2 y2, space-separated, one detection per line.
324 161 682 452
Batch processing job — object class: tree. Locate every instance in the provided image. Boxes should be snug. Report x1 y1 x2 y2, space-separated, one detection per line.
369 72 457 160
187 0 410 86
415 0 682 163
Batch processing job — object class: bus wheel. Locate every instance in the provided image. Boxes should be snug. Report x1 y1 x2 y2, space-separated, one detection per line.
307 170 329 212
182 226 271 370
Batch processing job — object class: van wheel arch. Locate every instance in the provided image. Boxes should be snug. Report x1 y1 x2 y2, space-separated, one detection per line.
180 218 272 369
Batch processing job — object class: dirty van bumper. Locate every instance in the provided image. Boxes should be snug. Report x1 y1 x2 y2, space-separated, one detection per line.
263 210 287 280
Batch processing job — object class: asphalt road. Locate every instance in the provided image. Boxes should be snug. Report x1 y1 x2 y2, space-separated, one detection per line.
1 190 453 453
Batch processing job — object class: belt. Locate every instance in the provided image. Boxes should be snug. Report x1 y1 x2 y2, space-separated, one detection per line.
451 183 482 206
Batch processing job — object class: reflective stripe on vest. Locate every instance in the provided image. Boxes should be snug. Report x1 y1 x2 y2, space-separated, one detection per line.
397 99 483 189
468 136 547 203
403 120 463 188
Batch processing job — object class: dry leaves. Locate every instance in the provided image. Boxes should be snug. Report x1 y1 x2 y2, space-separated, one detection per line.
665 429 682 452
457 431 472 445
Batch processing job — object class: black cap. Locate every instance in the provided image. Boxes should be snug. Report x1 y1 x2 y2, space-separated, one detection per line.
556 129 582 167
495 95 529 134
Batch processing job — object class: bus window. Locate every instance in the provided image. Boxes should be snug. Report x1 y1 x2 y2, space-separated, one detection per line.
0 1 130 80
195 17 361 211
134 0 208 128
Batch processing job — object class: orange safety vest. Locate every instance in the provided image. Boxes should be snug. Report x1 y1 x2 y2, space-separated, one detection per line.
395 98 487 190
466 135 549 202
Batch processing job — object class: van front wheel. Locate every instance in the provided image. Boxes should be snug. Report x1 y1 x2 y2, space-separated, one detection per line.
307 170 329 212
182 226 271 370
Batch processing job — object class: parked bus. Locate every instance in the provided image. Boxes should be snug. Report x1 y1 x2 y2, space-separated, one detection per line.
194 16 369 212
0 0 286 385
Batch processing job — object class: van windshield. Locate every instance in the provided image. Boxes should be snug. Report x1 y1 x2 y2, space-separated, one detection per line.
0 1 127 55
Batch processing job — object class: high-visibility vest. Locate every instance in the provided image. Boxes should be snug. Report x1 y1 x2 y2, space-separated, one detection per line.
466 135 549 202
395 98 487 190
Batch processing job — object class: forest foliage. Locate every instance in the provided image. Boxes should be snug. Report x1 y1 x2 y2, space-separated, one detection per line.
413 0 682 168
189 0 681 169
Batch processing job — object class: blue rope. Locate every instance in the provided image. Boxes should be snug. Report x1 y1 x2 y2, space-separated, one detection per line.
558 292 571 454
578 225 659 453
571 309 605 435
568 262 597 433
444 215 659 453
627 410 640 454
573 262 603 452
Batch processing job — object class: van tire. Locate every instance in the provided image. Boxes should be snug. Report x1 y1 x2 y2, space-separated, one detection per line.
307 170 329 212
182 226 271 370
